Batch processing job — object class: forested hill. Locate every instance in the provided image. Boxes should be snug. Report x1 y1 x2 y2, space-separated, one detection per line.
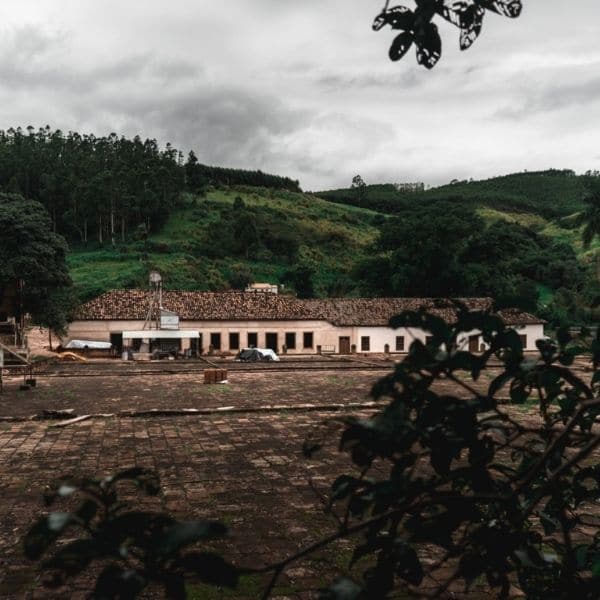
317 170 595 219
1 126 597 326
0 127 300 245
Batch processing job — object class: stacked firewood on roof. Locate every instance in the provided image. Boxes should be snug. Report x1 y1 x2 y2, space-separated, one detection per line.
76 291 541 326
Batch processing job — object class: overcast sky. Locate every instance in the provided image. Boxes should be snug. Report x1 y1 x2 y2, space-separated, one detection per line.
1 1 599 190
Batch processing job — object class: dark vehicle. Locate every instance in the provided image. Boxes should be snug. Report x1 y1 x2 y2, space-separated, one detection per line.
235 348 277 362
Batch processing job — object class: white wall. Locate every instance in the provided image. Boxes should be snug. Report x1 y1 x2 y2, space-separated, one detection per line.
353 324 545 354
67 319 352 355
512 324 546 351
67 321 545 354
354 327 427 353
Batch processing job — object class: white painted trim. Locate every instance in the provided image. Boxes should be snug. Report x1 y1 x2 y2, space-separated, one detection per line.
122 330 199 339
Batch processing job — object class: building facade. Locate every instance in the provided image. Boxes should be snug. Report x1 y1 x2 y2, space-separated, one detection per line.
67 290 546 356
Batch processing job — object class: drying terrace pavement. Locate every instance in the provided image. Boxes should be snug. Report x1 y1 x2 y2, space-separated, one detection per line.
0 356 596 598
0 357 394 418
0 358 394 599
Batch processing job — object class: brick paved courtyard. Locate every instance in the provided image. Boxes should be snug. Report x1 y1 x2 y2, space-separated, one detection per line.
1 361 597 599
0 369 384 418
0 368 385 599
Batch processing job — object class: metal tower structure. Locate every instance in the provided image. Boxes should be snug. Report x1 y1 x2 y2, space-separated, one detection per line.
143 271 163 330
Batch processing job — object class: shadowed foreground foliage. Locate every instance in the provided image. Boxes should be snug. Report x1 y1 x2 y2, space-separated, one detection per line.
25 309 600 598
24 468 239 598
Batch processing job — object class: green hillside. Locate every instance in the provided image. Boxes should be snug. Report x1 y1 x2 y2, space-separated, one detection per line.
4 128 597 327
475 207 600 260
318 170 592 219
317 169 600 262
67 171 599 316
68 187 382 301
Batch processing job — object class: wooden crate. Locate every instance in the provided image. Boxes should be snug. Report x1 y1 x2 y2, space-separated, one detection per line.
204 369 228 384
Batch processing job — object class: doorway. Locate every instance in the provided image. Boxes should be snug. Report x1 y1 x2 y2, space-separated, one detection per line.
190 336 201 357
339 336 351 354
248 332 258 348
266 333 278 352
468 335 479 353
110 333 123 354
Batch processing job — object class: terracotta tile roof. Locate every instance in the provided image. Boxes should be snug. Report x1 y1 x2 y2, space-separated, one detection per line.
74 290 544 327
496 308 546 326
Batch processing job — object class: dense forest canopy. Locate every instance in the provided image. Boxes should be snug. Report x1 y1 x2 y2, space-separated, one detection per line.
0 126 300 245
317 170 594 219
354 202 592 321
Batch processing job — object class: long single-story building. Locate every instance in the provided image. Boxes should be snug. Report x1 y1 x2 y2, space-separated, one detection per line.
66 290 546 356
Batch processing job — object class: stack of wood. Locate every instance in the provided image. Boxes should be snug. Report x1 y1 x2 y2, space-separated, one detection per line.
74 290 537 329
204 369 228 384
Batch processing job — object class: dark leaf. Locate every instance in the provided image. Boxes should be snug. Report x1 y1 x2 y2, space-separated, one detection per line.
177 552 239 588
509 379 530 404
331 475 362 502
393 541 423 585
415 22 442 69
319 576 363 600
459 552 486 586
24 513 73 560
76 499 98 525
373 6 415 31
389 32 414 62
42 539 98 577
107 467 161 496
94 565 146 600
480 0 523 18
158 521 228 556
163 573 186 599
460 7 485 49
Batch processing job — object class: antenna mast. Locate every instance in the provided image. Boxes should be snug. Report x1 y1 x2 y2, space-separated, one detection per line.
143 271 163 330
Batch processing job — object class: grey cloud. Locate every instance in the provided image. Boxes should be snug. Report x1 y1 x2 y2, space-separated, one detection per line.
67 76 312 172
315 69 421 91
495 71 600 120
2 1 600 190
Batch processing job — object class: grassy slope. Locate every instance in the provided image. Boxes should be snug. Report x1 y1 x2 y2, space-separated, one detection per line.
69 171 599 302
318 170 600 258
68 188 381 300
316 171 599 309
476 207 600 259
318 170 591 219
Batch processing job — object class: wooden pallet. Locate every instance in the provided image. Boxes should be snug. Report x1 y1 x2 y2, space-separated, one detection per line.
0 341 32 393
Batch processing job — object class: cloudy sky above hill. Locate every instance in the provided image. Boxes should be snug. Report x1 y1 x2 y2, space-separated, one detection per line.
0 1 598 190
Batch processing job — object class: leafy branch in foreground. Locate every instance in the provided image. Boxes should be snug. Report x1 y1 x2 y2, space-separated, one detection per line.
24 309 600 599
374 0 523 69
308 307 600 599
23 467 238 598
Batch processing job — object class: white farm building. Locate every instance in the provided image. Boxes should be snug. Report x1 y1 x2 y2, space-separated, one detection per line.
67 290 546 356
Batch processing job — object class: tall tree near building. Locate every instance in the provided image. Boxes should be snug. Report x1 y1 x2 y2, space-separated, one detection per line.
0 193 73 335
